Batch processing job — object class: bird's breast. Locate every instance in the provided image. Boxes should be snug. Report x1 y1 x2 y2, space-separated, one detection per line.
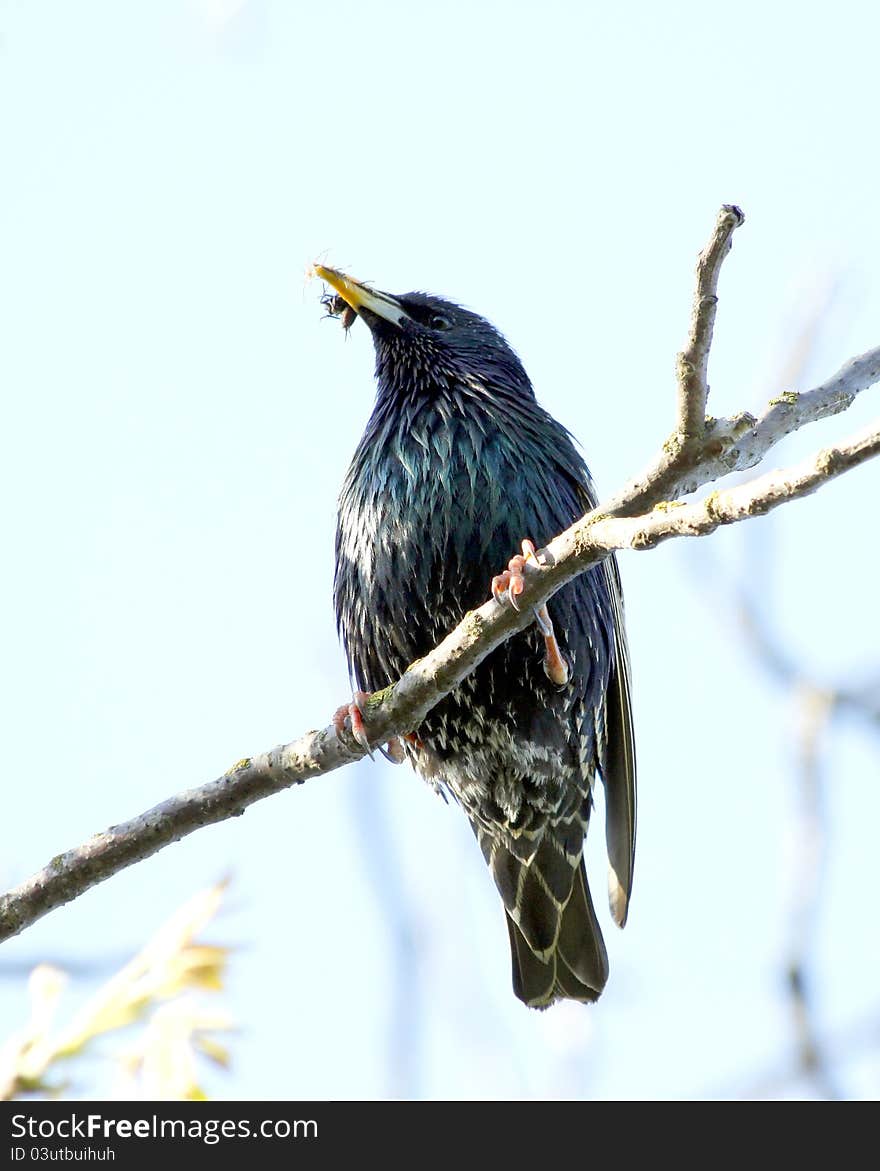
337 408 535 660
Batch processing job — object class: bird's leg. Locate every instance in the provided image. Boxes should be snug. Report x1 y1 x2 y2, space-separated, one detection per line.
331 690 407 763
533 603 570 688
491 539 570 688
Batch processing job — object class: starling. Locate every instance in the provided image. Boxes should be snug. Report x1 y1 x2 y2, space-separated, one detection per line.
316 264 636 1007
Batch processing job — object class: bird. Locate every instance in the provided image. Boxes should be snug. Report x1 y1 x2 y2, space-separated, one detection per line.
314 263 636 1008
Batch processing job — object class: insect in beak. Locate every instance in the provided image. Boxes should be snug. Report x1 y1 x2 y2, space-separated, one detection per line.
320 291 357 333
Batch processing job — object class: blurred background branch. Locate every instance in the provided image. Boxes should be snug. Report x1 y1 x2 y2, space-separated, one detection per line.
691 278 880 1100
0 880 234 1101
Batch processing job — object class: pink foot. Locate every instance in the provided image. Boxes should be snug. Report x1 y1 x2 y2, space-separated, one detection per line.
333 690 373 756
491 539 570 688
491 539 540 611
332 691 407 762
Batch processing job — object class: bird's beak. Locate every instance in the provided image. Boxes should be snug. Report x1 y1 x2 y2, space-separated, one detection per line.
312 264 410 329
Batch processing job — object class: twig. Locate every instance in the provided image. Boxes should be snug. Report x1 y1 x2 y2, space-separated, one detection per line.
605 204 746 515
603 343 880 514
2 206 880 945
676 203 743 438
586 421 880 552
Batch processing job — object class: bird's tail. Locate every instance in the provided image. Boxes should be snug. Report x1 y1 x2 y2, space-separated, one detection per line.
475 820 609 1008
505 862 608 1007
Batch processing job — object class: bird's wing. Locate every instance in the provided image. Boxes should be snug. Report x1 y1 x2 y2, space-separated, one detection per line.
601 554 637 927
563 465 637 926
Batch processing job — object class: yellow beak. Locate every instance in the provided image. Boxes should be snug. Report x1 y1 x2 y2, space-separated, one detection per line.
312 264 410 328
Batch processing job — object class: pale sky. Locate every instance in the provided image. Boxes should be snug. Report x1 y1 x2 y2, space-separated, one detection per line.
2 0 879 1099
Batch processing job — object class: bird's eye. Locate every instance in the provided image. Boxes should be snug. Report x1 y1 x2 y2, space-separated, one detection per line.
430 314 452 331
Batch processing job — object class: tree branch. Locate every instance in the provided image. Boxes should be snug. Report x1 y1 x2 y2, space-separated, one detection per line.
676 203 743 439
3 206 880 945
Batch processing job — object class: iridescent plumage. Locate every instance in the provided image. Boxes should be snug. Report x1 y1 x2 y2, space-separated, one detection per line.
321 269 636 1006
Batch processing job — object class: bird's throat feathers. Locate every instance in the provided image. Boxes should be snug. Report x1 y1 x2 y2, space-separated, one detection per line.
375 345 533 415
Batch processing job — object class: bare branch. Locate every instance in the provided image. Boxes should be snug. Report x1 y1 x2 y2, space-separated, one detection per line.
676 203 744 437
584 420 880 554
604 205 747 516
604 343 880 514
2 206 880 946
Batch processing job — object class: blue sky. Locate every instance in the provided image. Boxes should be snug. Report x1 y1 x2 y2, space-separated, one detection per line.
2 0 879 1099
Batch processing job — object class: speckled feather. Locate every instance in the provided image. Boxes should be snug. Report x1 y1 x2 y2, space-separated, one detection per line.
332 289 636 1007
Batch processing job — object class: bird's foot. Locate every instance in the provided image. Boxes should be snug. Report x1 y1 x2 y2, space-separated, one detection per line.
379 738 406 764
332 690 373 758
491 538 540 611
491 539 570 689
332 691 407 762
379 732 423 763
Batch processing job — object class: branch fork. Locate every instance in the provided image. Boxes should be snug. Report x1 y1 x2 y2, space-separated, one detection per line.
2 205 879 944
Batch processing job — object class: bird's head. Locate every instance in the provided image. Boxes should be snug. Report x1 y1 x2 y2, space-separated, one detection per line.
313 264 533 403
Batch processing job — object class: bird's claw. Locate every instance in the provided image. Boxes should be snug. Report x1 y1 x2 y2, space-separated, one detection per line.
332 692 409 762
380 731 424 763
490 541 570 689
491 539 540 612
379 738 406 764
332 690 374 759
